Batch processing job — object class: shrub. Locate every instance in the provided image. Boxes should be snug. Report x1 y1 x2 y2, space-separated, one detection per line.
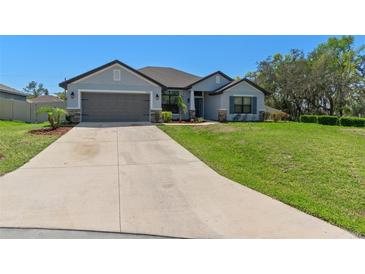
272 112 288 122
281 112 290 121
317 115 338 126
196 117 204 123
65 114 72 124
300 115 318 123
272 113 280 122
161 111 172 123
37 107 68 129
264 112 289 122
339 116 365 127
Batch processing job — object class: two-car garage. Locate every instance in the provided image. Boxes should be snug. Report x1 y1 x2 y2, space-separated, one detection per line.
80 92 150 122
59 60 164 123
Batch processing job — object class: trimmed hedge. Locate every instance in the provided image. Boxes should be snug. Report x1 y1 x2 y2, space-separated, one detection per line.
300 115 318 123
317 115 339 126
300 114 365 127
339 116 365 127
161 111 172 123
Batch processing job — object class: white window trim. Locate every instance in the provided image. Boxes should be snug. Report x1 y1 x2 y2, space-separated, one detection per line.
215 75 221 84
78 89 154 122
113 69 121 81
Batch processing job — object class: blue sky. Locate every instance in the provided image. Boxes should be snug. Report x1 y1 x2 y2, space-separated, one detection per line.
1 35 365 93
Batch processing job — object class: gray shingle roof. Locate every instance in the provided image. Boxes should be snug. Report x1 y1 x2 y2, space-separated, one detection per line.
138 66 201 88
210 79 241 94
210 78 270 96
0 83 27 97
59 60 165 89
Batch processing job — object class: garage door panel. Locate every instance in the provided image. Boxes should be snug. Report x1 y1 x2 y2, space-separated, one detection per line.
81 92 150 122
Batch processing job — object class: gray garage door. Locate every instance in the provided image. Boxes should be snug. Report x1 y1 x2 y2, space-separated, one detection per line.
81 92 150 122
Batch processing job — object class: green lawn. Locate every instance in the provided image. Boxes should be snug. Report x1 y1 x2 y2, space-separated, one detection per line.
0 121 59 175
159 122 365 236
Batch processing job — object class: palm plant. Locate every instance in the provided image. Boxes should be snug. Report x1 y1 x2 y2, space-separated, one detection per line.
177 95 187 122
37 107 68 129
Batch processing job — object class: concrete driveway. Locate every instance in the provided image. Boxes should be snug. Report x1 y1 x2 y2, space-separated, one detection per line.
0 122 355 238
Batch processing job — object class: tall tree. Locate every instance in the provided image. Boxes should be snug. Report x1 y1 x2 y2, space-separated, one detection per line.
308 36 365 116
55 91 66 101
246 50 311 119
246 36 365 119
23 81 49 98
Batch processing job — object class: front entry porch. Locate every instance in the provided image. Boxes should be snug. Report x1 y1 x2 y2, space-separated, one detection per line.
162 89 206 121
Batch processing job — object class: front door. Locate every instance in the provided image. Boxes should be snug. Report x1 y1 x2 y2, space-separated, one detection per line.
194 98 203 118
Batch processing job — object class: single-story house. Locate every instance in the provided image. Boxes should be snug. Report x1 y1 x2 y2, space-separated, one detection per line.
27 95 64 103
0 83 27 101
59 60 269 123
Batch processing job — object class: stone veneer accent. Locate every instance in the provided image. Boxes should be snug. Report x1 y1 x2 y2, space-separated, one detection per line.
218 109 227 122
67 109 81 123
189 110 196 120
150 109 162 123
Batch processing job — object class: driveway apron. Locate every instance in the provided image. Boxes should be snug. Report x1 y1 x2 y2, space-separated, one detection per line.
0 122 355 238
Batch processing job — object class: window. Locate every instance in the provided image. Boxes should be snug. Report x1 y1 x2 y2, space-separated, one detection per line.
233 96 252 114
113 69 121 81
162 90 179 113
215 75 221 84
194 91 203 97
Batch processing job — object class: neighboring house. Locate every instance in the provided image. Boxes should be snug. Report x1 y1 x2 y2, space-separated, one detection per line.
0 83 27 101
27 95 64 103
59 60 269 123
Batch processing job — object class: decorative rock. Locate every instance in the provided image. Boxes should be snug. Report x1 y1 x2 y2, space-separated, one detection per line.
67 109 80 123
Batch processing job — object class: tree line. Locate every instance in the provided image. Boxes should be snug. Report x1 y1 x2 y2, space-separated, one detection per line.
246 36 365 120
23 81 66 100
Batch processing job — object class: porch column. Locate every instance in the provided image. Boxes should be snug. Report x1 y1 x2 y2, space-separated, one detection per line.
189 89 196 120
190 89 195 110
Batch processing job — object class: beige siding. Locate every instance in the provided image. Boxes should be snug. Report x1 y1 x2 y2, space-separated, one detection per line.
0 98 66 123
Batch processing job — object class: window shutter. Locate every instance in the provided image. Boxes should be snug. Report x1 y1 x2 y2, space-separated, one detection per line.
252 97 257 114
229 96 234 114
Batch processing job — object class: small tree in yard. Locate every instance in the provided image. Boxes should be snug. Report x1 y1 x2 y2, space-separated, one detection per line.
177 95 187 122
37 107 68 129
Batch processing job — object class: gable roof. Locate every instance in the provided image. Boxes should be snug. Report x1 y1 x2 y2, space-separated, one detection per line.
59 60 165 89
27 95 64 103
210 78 270 96
138 66 201 89
0 83 27 97
186 71 233 88
58 59 266 94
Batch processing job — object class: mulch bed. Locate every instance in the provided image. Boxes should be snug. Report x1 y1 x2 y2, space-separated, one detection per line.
29 126 73 136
